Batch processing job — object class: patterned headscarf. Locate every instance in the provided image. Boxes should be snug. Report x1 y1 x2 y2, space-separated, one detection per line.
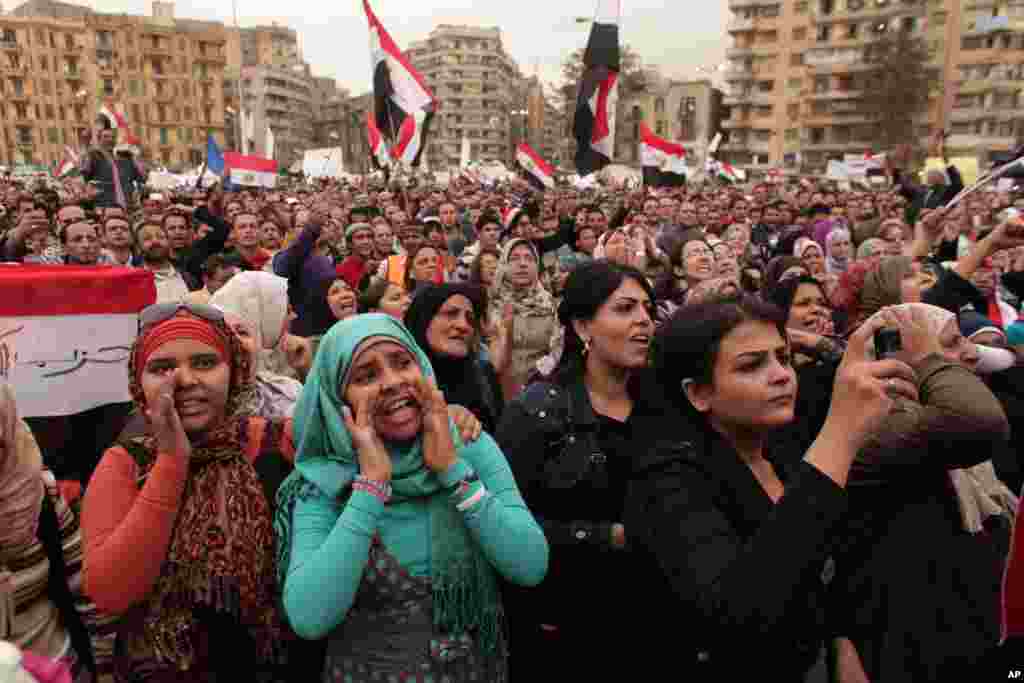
119 311 280 670
826 227 852 274
489 238 556 320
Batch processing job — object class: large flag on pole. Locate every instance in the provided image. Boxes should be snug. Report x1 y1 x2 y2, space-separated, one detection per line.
366 112 391 170
364 0 436 168
516 142 555 190
573 1 620 176
223 152 278 188
640 123 687 187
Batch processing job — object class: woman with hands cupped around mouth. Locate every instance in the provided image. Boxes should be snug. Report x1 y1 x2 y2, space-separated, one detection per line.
623 297 920 680
275 314 548 683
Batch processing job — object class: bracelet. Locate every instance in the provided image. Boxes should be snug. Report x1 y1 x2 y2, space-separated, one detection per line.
353 475 392 503
449 469 481 498
455 485 488 512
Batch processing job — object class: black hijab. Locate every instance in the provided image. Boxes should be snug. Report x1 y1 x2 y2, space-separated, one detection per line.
404 283 502 433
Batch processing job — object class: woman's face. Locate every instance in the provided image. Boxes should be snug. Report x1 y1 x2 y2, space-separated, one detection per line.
412 247 440 283
683 241 715 284
140 337 231 435
375 284 411 321
343 341 424 442
879 224 904 256
506 243 539 288
829 233 852 261
425 294 476 360
479 253 499 286
577 228 597 255
899 261 937 303
327 280 357 320
787 282 830 335
261 222 282 250
938 318 979 369
574 278 654 371
686 320 796 431
801 245 826 276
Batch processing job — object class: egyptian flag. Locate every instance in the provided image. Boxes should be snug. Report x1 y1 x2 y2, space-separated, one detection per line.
516 143 555 190
97 102 141 146
366 111 391 170
57 145 80 177
640 123 687 187
364 0 435 168
0 266 155 417
573 1 620 176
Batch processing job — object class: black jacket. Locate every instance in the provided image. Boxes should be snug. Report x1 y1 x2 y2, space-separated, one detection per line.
624 408 848 679
170 206 231 291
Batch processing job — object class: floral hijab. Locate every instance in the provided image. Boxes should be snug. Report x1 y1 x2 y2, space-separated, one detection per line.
490 238 556 319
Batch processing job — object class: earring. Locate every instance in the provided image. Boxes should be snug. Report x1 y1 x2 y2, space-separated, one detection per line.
583 337 592 356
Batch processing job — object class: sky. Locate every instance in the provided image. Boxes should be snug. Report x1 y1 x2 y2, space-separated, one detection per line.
77 0 729 95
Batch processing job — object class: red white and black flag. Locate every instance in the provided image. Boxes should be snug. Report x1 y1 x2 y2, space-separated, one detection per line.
364 0 436 168
366 111 391 170
516 143 555 190
640 123 687 188
573 1 620 176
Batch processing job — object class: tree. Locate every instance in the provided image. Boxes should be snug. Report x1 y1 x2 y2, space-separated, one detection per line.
856 29 935 156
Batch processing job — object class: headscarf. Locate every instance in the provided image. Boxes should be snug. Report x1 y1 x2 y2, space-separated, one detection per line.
826 227 852 274
857 237 885 260
274 314 502 652
863 303 1018 534
403 283 500 433
859 256 912 321
0 383 43 552
959 311 1006 343
794 236 822 261
490 238 556 319
120 311 280 670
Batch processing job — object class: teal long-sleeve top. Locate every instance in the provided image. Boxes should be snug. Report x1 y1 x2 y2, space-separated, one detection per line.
281 433 549 641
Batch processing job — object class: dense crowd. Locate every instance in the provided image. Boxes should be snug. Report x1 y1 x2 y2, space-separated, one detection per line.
3 132 1024 682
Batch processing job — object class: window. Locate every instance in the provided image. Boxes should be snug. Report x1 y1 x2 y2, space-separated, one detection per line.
655 98 665 113
12 79 23 96
160 127 169 145
656 120 667 136
103 78 114 96
41 80 51 95
785 128 798 141
58 106 65 121
129 79 139 96
45 104 54 119
132 103 141 122
40 56 48 71
790 53 804 66
847 23 860 38
787 77 803 89
127 55 137 70
788 103 800 118
795 1 809 12
817 25 831 42
47 127 59 144
793 27 807 40
1 29 16 45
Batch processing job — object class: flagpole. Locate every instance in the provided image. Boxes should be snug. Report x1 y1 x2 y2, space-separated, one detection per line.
194 158 208 190
232 0 246 155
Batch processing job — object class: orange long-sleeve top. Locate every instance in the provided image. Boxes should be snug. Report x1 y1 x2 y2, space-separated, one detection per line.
81 418 293 615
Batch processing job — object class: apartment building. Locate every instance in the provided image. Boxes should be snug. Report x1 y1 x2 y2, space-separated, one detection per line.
406 25 523 169
1 0 229 170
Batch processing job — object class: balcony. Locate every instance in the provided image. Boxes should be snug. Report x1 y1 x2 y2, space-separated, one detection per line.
0 40 21 52
950 107 990 122
196 51 227 65
725 46 756 59
812 0 928 23
723 92 752 106
948 133 1017 149
142 43 172 56
60 43 82 54
721 118 753 130
805 89 864 100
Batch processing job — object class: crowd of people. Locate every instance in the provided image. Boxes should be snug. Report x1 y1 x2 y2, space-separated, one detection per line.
2 131 1024 682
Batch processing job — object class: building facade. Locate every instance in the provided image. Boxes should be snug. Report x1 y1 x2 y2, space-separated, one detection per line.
722 0 1023 176
1 0 229 170
406 25 523 170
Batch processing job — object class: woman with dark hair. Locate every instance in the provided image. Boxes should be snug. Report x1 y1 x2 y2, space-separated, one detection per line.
652 231 711 324
468 247 500 290
495 260 655 680
624 297 920 679
404 283 507 434
357 276 411 320
403 243 444 295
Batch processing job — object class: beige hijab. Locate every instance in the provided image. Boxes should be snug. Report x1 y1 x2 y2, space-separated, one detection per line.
864 303 1018 533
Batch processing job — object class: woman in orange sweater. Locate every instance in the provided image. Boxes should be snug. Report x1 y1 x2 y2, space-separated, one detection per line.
80 303 308 682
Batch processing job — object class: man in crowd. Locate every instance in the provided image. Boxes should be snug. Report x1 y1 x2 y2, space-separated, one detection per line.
79 127 145 209
138 221 190 303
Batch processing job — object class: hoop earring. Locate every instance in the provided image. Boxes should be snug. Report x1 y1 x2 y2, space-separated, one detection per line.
583 337 591 356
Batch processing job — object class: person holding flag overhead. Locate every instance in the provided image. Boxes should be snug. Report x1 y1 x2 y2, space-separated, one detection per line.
79 116 144 210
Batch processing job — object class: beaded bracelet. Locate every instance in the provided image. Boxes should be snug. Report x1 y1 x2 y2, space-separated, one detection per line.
353 476 392 503
455 485 488 512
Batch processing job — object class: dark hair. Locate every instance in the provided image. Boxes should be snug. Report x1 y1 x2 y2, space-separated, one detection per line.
476 211 502 233
201 253 232 279
469 247 501 287
763 275 828 322
651 297 786 415
549 260 656 386
404 242 442 293
358 276 393 313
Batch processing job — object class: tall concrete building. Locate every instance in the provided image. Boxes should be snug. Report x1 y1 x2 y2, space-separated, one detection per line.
406 25 523 169
1 0 230 170
723 0 1024 176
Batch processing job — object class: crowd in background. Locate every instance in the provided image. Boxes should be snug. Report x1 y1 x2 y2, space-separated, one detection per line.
2 132 1024 682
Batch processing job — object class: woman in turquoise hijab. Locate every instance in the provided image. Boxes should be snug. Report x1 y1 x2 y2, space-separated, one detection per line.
275 313 548 682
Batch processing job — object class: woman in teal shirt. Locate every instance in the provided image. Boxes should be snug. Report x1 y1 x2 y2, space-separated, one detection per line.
275 313 548 682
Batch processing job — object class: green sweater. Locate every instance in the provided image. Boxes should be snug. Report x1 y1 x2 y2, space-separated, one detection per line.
281 433 548 640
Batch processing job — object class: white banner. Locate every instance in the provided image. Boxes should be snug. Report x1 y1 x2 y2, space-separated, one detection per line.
2 314 135 417
302 147 345 178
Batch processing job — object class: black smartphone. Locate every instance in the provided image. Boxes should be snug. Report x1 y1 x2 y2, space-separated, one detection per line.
874 328 902 360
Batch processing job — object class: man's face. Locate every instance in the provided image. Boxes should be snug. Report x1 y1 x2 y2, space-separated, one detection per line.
373 225 394 254
139 225 170 263
439 203 457 227
658 200 675 221
400 226 425 252
351 228 375 258
643 199 659 219
234 214 260 249
58 206 85 229
577 228 597 255
225 203 243 220
164 215 191 251
65 222 101 264
261 222 283 250
19 200 35 215
588 211 607 232
104 219 132 249
479 222 501 249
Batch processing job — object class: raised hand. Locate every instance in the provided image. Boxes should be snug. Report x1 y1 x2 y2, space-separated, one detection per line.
489 304 516 376
411 375 457 474
342 386 391 482
146 369 191 461
447 405 482 443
